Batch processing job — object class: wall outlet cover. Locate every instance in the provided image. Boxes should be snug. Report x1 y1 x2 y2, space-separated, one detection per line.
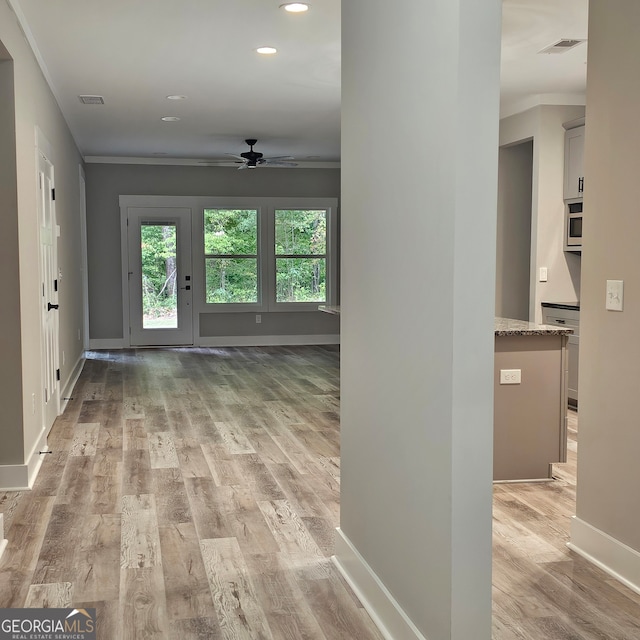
500 369 522 384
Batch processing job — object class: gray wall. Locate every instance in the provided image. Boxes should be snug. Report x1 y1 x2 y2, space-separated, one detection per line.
0 1 85 469
573 0 640 564
339 0 500 637
85 163 340 340
0 51 24 464
495 140 533 320
499 105 584 322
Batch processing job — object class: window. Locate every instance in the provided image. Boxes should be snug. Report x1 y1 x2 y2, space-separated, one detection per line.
203 209 259 303
275 209 327 303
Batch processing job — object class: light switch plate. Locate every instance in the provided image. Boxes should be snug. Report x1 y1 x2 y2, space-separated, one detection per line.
539 267 548 282
606 280 624 311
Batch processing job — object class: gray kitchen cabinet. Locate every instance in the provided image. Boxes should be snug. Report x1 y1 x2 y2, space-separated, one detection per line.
542 304 579 407
564 125 585 200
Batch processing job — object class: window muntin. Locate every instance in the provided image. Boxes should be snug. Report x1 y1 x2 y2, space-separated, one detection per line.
275 209 327 303
204 209 259 303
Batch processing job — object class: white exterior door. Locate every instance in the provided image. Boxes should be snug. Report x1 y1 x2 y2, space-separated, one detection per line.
127 208 193 346
38 150 59 432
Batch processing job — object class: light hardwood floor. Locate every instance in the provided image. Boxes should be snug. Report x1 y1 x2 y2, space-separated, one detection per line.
0 347 639 639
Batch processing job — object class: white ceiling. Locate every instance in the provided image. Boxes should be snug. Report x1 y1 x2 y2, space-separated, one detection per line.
7 0 588 164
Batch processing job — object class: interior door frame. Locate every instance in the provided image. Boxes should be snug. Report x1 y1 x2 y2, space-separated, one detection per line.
120 197 195 347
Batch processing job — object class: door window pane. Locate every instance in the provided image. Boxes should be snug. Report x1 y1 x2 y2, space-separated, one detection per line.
141 223 178 328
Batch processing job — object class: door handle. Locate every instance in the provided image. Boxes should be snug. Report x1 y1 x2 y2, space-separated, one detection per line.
47 302 59 311
180 286 191 291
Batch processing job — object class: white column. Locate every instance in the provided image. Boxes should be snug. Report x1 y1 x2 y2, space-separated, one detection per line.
336 1 502 638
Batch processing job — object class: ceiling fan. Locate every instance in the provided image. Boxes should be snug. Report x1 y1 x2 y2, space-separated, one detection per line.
226 138 297 169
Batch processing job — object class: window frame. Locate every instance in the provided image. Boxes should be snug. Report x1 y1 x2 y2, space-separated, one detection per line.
118 195 338 319
268 204 336 311
202 206 264 310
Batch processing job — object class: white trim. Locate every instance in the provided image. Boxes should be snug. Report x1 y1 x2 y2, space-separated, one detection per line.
197 334 340 347
332 528 429 640
60 355 85 414
0 429 48 491
500 93 587 120
85 156 340 168
0 513 6 562
120 202 131 348
7 1 83 152
568 516 640 597
88 338 127 350
87 335 338 349
79 165 89 350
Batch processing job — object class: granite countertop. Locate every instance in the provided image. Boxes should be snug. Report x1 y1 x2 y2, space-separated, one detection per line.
318 305 341 315
541 301 580 311
495 317 574 336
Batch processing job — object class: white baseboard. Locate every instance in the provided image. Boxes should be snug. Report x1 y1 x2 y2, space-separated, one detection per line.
0 514 6 563
89 335 340 350
332 528 429 640
88 338 126 350
196 334 341 347
60 355 86 414
0 429 48 491
568 516 640 596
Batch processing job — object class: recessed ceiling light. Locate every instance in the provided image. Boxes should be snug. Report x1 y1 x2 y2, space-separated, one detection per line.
256 46 278 55
280 3 310 12
166 95 187 100
161 116 181 122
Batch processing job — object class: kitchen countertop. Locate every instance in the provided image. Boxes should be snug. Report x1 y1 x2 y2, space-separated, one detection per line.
318 305 341 315
541 301 580 311
495 317 574 336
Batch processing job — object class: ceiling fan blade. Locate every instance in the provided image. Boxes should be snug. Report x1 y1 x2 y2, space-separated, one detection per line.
262 155 295 161
262 160 298 167
237 163 249 170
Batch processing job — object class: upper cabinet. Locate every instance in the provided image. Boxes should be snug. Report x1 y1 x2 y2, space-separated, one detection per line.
564 125 585 200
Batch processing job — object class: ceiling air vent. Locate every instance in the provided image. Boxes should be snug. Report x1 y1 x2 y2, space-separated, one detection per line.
539 39 586 54
78 95 105 105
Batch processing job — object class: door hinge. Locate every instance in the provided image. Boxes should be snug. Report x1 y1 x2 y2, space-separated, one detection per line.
54 279 58 292
51 188 55 201
56 368 60 381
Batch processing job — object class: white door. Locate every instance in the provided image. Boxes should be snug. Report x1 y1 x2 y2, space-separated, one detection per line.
38 151 60 431
127 208 193 346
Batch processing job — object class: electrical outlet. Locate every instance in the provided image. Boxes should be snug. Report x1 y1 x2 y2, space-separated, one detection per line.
500 369 521 384
256 314 262 324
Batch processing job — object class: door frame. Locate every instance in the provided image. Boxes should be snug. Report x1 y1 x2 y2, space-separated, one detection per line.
120 196 196 347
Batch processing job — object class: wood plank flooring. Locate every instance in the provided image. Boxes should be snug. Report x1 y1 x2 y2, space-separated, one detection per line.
0 346 639 639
